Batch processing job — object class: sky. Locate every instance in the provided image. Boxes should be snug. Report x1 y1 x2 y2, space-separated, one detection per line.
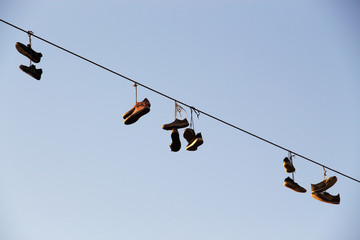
1 1 360 240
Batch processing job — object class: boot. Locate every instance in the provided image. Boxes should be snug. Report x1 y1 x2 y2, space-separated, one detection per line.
311 176 337 193
170 128 181 152
186 132 203 151
283 157 295 173
283 177 306 193
311 191 340 204
19 65 42 80
124 98 151 125
162 118 189 130
15 42 42 63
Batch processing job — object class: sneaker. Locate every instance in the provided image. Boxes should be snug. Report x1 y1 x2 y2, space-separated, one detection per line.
122 106 135 119
162 118 189 130
311 191 340 204
19 65 42 80
283 177 306 193
183 128 195 144
124 98 151 125
170 128 181 152
15 42 42 63
283 157 295 173
186 132 203 151
311 176 337 193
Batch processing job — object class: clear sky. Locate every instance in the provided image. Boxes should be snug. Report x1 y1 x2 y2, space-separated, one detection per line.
1 1 359 240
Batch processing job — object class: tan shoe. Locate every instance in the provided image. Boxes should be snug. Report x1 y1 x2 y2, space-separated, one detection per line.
311 191 340 204
284 177 306 193
311 176 337 193
283 157 295 173
124 98 151 125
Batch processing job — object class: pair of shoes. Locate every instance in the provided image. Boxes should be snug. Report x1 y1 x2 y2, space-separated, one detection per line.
123 98 151 125
283 157 295 173
15 42 42 63
311 176 340 204
183 128 203 151
311 191 340 205
16 42 43 80
19 65 42 80
284 177 306 193
311 176 337 193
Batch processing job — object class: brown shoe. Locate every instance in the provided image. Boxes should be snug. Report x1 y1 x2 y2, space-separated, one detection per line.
124 98 151 125
311 176 337 193
15 42 42 63
162 118 189 130
284 177 306 193
170 128 181 152
19 65 42 80
283 157 295 173
311 191 340 204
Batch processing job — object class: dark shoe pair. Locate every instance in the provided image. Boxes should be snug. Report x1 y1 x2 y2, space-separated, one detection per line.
162 118 189 130
19 65 42 80
311 176 340 204
284 177 306 193
15 42 43 63
283 157 295 173
183 128 203 151
123 98 151 125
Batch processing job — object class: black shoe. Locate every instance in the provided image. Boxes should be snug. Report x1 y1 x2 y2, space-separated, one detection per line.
186 132 203 151
15 42 42 63
170 128 181 152
19 65 42 80
162 118 189 130
183 128 195 144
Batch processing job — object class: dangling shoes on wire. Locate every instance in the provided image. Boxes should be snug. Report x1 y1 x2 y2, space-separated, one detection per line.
19 65 42 80
284 177 306 193
184 130 203 151
170 128 181 152
123 98 151 125
283 157 295 173
311 191 340 205
15 42 42 63
162 118 189 130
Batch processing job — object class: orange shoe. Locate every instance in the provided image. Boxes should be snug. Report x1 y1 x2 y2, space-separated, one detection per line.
124 98 151 125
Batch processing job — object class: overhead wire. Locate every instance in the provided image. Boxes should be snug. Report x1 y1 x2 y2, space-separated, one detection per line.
1 18 359 184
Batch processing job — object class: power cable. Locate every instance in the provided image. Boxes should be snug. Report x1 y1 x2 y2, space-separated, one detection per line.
1 18 359 184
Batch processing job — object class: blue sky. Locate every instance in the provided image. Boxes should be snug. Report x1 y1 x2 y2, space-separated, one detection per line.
1 1 359 240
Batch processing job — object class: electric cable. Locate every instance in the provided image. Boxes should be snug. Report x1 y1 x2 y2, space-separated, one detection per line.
1 18 359 184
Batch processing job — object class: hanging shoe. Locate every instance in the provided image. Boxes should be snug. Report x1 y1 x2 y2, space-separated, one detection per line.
311 191 340 204
170 128 181 152
19 65 42 80
162 118 189 130
183 128 195 144
283 177 306 193
283 157 295 173
123 105 136 119
311 176 337 193
186 132 203 151
15 42 42 63
124 98 151 125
